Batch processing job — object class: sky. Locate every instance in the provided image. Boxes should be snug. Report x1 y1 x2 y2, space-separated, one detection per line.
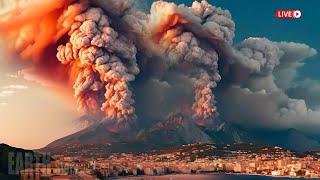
0 43 82 149
0 0 319 149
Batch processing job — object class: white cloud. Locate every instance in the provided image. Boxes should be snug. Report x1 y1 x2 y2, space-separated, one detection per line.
3 85 29 90
0 90 14 97
0 85 29 98
18 68 53 87
5 73 19 79
0 102 8 107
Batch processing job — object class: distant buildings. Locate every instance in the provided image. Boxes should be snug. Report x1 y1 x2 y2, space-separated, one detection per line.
19 143 320 179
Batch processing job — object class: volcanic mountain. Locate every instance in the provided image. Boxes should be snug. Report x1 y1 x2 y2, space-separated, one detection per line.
40 113 320 156
41 113 249 155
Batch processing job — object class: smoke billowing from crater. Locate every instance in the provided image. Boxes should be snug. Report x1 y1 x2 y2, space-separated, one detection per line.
57 7 139 132
0 0 318 132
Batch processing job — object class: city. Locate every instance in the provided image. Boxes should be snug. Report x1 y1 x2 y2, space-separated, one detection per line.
19 143 320 179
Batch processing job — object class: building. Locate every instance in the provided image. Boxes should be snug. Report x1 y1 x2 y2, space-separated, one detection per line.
144 167 154 175
51 175 83 180
233 164 242 173
20 169 41 180
154 167 165 175
271 170 282 176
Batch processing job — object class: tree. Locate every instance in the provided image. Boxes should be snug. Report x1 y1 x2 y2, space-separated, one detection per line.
94 170 105 180
118 170 127 176
137 168 144 175
296 170 306 176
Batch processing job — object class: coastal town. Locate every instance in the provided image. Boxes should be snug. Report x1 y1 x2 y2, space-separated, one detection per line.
18 143 320 179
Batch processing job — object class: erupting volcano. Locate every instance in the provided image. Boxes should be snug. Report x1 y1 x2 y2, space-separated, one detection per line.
0 0 317 136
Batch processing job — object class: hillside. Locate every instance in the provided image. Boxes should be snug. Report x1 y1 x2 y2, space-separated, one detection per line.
0 144 52 176
40 112 320 157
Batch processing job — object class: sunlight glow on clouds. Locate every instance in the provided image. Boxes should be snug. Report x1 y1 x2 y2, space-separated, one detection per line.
0 102 8 106
5 73 19 78
0 90 13 97
3 84 29 90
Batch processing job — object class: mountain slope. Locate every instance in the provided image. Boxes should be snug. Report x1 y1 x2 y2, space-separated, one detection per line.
137 113 216 147
42 113 218 155
40 113 259 155
41 113 320 156
251 128 320 151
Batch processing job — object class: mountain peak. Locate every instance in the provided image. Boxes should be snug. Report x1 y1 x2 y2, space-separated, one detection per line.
41 114 320 156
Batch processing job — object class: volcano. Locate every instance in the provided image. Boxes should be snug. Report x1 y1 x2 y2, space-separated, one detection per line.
40 113 320 156
40 113 253 156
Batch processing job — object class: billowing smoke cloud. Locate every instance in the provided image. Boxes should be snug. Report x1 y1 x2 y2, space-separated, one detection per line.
141 0 236 126
218 38 318 131
0 0 90 93
56 7 140 132
0 0 318 133
0 0 89 60
288 79 320 109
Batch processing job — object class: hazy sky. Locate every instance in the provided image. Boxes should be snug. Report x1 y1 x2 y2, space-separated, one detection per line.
0 44 82 149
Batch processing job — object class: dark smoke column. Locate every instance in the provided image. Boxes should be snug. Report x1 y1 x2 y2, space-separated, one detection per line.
57 7 140 132
145 0 235 127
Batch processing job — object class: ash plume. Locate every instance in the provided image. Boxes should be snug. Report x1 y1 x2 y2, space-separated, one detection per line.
144 0 233 126
57 7 139 132
218 38 318 131
0 0 318 133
